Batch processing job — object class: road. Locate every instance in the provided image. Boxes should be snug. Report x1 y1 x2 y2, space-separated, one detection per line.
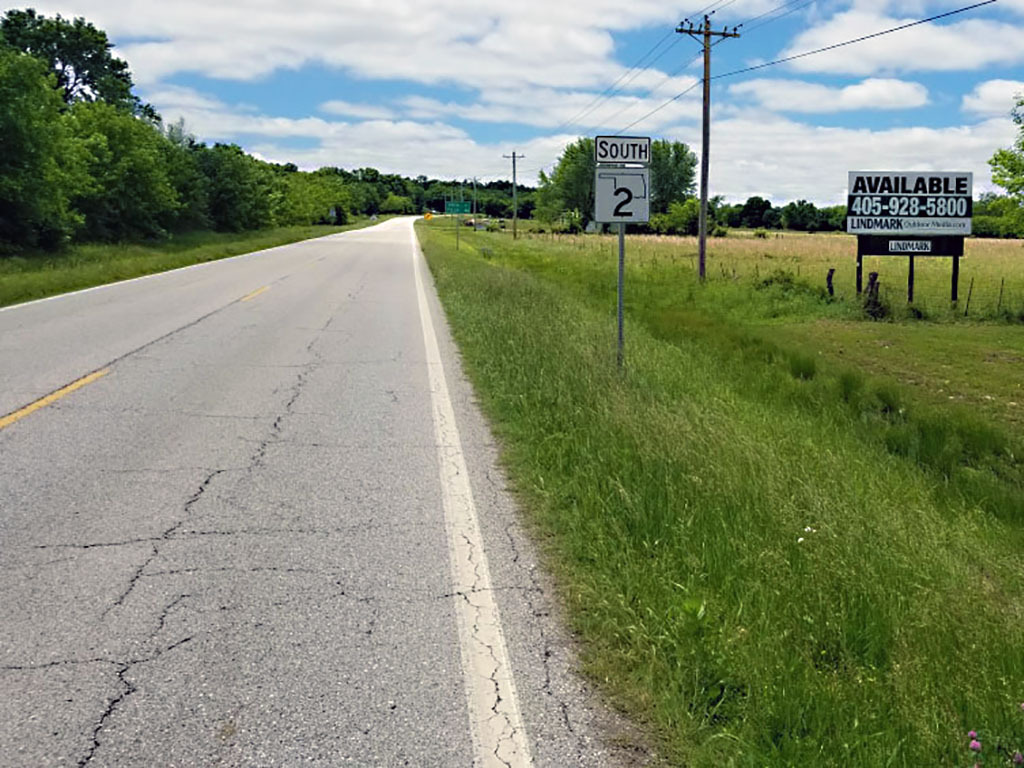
0 218 645 767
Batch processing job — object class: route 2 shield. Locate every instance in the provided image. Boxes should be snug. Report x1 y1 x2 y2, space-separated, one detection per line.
594 168 650 223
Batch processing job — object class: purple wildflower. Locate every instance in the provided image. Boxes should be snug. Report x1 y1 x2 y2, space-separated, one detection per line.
969 739 982 752
1013 751 1023 765
968 730 977 739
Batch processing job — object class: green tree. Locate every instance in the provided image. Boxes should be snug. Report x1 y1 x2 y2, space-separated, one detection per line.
762 206 783 229
534 169 563 224
781 199 820 231
667 198 700 235
0 47 86 248
380 193 414 214
1 9 151 116
66 101 179 240
739 196 772 228
649 139 697 215
990 95 1024 203
547 138 596 227
195 144 279 232
161 119 210 231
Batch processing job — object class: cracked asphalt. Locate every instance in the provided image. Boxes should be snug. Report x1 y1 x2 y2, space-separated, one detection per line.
0 218 650 767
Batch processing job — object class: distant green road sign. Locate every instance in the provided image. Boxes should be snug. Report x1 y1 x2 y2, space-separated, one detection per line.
445 201 471 214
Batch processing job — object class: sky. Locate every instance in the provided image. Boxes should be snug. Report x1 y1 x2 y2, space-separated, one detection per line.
25 0 1024 204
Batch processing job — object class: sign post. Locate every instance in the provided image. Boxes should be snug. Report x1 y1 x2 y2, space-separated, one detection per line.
445 200 471 251
847 171 972 303
594 136 651 368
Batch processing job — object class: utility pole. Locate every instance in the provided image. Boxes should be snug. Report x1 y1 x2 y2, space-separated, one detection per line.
503 152 525 239
472 177 477 217
679 15 739 281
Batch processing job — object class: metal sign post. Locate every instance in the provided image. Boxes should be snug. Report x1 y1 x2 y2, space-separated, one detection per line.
445 201 471 252
617 223 625 367
594 136 651 368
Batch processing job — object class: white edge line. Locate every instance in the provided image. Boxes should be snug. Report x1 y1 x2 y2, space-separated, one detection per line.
410 221 534 767
0 223 383 314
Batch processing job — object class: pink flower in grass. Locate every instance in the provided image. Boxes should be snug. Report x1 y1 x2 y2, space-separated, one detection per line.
1012 751 1023 765
969 739 982 752
969 731 977 739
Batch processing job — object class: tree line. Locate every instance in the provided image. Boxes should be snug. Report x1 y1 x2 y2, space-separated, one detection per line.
2 8 1021 252
0 9 534 252
532 122 1024 238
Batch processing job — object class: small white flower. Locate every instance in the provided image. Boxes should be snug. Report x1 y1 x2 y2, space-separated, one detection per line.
797 537 805 544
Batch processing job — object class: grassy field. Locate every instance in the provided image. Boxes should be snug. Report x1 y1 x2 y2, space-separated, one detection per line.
0 217 388 309
417 220 1024 766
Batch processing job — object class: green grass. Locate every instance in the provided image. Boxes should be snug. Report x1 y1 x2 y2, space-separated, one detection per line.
0 217 387 308
416 220 1024 766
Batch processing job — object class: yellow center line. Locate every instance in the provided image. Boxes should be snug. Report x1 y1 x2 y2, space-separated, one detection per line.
240 286 270 302
0 368 110 430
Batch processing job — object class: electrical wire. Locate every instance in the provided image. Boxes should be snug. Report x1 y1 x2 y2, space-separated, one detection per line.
595 51 703 131
710 0 997 81
614 80 703 135
549 29 678 133
612 0 998 133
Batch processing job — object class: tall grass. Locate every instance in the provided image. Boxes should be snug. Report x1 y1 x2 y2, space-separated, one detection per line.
517 228 1024 322
417 221 1024 766
0 219 384 308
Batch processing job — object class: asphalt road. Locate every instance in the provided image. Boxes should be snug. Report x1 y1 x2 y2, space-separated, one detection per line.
0 218 647 767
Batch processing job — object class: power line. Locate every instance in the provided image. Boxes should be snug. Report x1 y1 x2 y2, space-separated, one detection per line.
614 80 703 135
710 0 997 81
549 0 733 134
550 28 677 133
736 0 811 33
563 36 688 131
615 0 998 133
595 51 704 131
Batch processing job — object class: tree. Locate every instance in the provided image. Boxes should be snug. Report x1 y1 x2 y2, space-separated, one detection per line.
380 193 414 214
990 95 1024 202
543 138 595 227
161 119 210 231
667 198 700 235
195 143 279 232
781 199 820 231
0 47 86 248
649 140 697 215
66 101 179 240
1 9 151 116
739 196 772 229
762 206 783 229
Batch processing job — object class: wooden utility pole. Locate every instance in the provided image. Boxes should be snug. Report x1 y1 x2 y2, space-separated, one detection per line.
503 152 524 239
679 16 739 281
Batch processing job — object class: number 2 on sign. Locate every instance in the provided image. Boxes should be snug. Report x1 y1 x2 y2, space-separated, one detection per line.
613 187 633 217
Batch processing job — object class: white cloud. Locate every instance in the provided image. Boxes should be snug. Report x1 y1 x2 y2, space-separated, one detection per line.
729 78 929 112
36 1 1023 206
29 1 704 90
401 78 701 130
780 9 1024 76
319 100 396 120
659 109 1017 204
962 79 1024 116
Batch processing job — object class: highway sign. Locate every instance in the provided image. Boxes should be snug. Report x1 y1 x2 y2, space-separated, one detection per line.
847 171 972 236
594 168 650 223
595 136 651 165
445 201 471 214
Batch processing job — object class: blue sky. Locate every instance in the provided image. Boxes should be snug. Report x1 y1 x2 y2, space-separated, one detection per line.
30 0 1024 203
